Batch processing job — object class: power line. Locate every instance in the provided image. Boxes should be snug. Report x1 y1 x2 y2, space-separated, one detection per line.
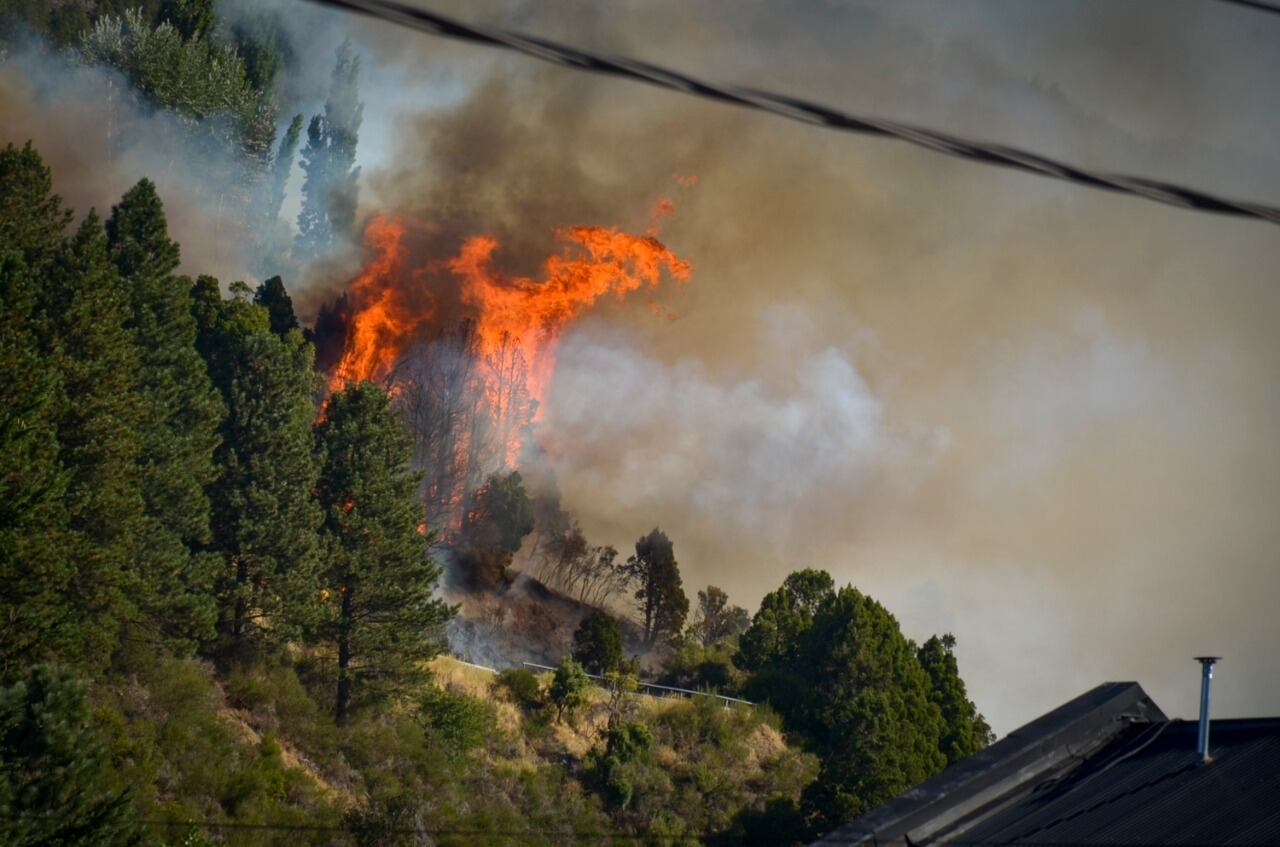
1211 0 1280 15
304 0 1280 227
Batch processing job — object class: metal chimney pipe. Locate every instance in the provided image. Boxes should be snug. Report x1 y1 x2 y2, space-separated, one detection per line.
1195 657 1221 761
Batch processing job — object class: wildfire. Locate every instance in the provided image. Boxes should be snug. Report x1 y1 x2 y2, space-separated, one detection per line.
323 200 692 521
328 212 691 411
328 216 436 391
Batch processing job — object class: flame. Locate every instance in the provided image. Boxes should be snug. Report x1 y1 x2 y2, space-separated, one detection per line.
324 196 693 523
449 226 691 409
329 216 434 391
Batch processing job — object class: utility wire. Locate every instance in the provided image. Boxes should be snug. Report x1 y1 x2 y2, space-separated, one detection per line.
304 0 1280 227
1211 0 1280 15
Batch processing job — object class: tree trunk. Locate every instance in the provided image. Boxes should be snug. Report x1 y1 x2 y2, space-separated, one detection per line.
335 581 353 723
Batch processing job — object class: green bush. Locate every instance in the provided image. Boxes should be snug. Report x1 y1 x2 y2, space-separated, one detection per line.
419 686 495 756
495 668 542 709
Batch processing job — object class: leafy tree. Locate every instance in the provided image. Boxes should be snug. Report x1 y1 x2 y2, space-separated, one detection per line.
295 39 363 258
457 470 535 589
548 657 590 724
192 278 322 660
917 634 994 765
795 587 947 830
692 585 750 647
313 382 453 722
0 666 144 846
572 610 624 675
624 528 689 647
736 568 834 672
107 178 224 652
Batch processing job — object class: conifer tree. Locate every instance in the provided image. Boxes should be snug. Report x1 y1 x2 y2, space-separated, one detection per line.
313 382 452 722
193 278 322 659
0 144 75 674
0 246 69 678
295 39 363 258
38 213 148 666
266 113 303 228
0 666 144 846
107 179 223 651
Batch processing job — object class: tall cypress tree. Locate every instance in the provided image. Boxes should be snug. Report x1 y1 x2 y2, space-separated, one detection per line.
193 278 322 660
106 179 223 652
313 382 452 722
917 634 994 765
295 39 363 259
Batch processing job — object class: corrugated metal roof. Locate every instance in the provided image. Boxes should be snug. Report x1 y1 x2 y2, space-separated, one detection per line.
947 718 1280 846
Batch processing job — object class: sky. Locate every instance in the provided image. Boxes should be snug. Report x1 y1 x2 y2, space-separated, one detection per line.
5 0 1280 736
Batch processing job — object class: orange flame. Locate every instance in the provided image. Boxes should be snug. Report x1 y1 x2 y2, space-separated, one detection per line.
325 197 693 516
328 216 434 391
449 226 691 409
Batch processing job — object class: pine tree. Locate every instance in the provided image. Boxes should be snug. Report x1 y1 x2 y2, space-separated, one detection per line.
625 528 689 646
0 246 69 678
313 382 452 722
0 144 73 675
38 213 148 667
107 179 224 652
193 278 322 659
0 666 144 846
295 39 363 258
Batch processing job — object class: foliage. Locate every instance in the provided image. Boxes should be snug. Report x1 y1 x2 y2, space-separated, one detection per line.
107 178 224 653
691 585 750 647
495 668 543 710
81 9 275 163
572 610 625 675
313 382 454 721
660 639 743 694
419 685 495 756
295 39 363 258
457 470 535 589
625 528 689 647
548 657 590 724
918 634 995 765
0 145 72 675
736 568 834 672
0 666 143 846
192 277 322 660
254 274 301 337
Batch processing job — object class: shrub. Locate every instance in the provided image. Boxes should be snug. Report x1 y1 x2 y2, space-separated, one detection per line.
495 668 542 709
419 685 495 755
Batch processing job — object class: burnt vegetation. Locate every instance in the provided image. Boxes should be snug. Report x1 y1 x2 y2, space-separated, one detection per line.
0 3 992 845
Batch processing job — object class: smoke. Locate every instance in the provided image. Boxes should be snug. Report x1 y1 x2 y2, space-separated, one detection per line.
6 0 1279 735
0 46 264 282
356 0 1280 734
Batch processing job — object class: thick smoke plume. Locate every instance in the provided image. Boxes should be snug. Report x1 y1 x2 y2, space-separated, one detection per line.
358 0 1280 734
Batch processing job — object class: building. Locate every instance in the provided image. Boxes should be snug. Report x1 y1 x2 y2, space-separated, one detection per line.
813 667 1280 846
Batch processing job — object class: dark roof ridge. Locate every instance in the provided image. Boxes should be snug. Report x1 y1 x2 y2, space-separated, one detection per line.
811 681 1167 847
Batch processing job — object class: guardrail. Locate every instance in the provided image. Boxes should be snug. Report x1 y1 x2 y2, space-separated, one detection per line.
521 661 754 708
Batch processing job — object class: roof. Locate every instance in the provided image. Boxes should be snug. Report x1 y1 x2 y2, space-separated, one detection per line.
813 682 1280 846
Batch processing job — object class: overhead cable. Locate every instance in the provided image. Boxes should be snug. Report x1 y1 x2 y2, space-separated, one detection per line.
304 0 1280 227
1211 0 1280 15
